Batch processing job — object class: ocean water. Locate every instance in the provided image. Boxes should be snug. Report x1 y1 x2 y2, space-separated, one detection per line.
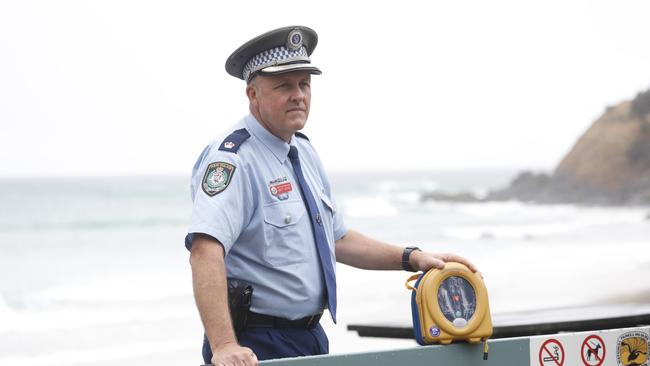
1 171 649 366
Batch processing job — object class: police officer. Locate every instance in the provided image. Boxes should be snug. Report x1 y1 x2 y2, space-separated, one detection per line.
186 26 478 366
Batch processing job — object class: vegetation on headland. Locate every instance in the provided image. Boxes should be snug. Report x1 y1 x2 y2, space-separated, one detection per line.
422 85 650 206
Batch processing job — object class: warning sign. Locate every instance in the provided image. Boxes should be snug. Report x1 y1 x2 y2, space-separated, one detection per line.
530 327 650 366
539 338 565 366
581 335 606 366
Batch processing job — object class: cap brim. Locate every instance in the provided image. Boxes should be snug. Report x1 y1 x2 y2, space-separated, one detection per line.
256 64 322 78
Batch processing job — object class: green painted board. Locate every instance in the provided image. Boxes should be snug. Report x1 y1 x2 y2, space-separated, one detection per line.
262 337 530 366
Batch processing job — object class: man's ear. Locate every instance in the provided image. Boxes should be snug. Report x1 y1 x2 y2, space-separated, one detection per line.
246 81 258 104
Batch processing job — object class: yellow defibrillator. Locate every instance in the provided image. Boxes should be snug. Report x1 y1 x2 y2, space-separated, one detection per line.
406 262 493 351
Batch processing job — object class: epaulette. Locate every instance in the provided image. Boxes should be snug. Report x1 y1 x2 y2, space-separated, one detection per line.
218 128 251 153
294 132 310 141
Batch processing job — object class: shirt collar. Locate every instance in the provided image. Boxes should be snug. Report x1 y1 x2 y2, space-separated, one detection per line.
244 114 294 163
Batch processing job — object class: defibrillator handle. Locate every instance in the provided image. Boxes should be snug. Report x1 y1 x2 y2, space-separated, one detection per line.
404 273 422 291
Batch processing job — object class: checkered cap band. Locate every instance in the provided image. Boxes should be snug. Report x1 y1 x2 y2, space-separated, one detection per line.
242 45 309 81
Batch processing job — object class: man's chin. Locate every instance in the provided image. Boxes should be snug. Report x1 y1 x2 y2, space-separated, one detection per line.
287 117 308 130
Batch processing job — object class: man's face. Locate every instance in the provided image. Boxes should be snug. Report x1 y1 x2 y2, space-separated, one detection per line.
247 71 312 142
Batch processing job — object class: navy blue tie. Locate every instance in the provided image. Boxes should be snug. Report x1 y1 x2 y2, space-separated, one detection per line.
288 146 337 323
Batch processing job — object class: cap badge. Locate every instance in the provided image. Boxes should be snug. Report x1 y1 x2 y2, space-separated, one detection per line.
287 30 303 50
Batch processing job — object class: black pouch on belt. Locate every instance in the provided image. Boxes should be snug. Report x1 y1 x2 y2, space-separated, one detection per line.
226 278 253 333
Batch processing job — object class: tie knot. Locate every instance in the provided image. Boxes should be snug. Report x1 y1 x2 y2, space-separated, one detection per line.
288 146 299 160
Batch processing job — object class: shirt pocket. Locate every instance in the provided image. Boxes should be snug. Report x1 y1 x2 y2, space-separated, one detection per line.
262 200 311 266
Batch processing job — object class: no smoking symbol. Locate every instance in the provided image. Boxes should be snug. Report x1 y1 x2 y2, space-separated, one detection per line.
539 339 565 366
581 335 606 366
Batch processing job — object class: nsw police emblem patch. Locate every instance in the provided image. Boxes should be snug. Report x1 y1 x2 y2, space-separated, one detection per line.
202 162 236 196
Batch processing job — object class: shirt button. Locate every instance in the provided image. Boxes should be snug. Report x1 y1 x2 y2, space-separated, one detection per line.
284 215 292 224
316 213 322 224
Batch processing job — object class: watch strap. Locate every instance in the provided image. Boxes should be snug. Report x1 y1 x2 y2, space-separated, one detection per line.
402 246 421 272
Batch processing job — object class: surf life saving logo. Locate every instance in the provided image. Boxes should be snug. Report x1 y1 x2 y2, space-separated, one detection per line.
268 176 292 201
617 331 648 366
202 162 235 196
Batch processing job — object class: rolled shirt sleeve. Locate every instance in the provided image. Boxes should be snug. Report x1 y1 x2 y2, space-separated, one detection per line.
330 191 347 241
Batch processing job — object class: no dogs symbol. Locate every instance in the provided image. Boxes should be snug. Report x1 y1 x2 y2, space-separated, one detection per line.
539 339 565 366
581 335 606 366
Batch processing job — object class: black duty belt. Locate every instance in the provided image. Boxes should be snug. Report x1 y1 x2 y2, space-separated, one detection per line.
246 311 322 329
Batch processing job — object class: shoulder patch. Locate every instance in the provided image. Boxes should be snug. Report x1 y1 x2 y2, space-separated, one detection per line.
294 132 310 141
202 162 236 196
218 128 251 153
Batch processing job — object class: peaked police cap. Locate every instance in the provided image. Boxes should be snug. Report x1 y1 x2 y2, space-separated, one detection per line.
225 26 321 83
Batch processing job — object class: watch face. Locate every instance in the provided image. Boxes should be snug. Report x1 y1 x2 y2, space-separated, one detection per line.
437 275 477 326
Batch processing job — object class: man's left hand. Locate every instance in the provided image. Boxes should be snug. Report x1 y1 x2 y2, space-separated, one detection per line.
409 251 479 274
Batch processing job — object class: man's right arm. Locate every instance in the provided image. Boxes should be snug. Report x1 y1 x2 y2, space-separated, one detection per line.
190 234 258 366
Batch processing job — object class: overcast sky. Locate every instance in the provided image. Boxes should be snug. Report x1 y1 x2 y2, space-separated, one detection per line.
1 0 650 178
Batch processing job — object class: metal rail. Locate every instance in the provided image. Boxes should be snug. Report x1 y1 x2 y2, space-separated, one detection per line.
347 312 650 339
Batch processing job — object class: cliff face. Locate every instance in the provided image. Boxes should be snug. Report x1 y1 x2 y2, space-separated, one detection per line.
486 89 650 205
554 101 650 196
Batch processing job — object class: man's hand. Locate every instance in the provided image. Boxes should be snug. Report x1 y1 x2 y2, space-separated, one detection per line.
409 251 479 274
211 341 258 366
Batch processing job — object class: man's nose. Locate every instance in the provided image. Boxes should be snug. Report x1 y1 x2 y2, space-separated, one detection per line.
289 85 305 102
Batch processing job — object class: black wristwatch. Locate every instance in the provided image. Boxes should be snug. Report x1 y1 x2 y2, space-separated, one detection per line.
402 246 421 272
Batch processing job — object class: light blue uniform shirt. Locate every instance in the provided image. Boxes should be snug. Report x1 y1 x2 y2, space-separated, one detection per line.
187 114 347 319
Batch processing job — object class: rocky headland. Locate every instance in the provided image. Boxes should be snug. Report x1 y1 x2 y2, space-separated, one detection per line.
423 86 650 206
